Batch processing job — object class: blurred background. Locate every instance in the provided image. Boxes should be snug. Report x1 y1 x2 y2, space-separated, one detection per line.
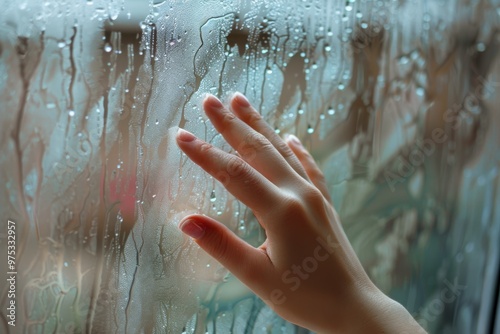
0 0 499 333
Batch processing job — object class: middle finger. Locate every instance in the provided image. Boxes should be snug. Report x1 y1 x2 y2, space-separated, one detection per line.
203 95 299 186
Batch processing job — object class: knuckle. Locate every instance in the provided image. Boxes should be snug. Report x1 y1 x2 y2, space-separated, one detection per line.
221 110 236 124
300 186 325 206
222 111 236 123
200 142 213 153
240 131 272 155
206 231 230 262
243 110 263 126
278 142 296 159
226 155 251 178
218 111 237 135
215 170 230 186
280 195 307 218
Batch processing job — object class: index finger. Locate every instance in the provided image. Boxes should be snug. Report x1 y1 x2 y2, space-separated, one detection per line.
176 128 283 220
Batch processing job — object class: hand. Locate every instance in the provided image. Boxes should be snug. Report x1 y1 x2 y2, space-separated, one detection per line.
176 93 425 333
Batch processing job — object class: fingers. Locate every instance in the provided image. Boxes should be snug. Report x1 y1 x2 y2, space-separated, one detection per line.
286 135 332 203
230 93 310 181
203 95 301 186
179 214 272 289
176 128 282 218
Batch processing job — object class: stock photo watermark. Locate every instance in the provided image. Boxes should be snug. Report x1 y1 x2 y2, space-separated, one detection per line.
384 75 499 191
404 278 466 333
265 234 340 306
6 219 17 327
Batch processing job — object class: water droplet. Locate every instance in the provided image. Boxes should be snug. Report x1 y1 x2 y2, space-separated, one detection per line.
210 190 216 202
465 242 474 253
47 103 56 109
307 125 314 134
399 56 410 65
324 44 332 52
68 110 75 117
261 49 269 54
476 43 486 52
328 107 336 115
266 66 272 74
274 127 280 134
104 43 112 52
57 41 66 48
319 113 325 120
155 119 159 125
64 262 69 267
298 109 304 115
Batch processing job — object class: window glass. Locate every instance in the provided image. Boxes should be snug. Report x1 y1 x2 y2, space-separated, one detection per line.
0 0 499 333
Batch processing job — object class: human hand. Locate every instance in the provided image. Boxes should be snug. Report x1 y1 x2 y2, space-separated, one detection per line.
176 93 425 333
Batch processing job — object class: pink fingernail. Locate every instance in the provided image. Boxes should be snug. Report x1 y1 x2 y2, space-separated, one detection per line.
177 128 196 142
204 94 224 110
233 92 250 108
179 219 205 239
287 134 302 147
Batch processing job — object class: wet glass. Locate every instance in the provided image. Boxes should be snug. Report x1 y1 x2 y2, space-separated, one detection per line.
0 0 499 333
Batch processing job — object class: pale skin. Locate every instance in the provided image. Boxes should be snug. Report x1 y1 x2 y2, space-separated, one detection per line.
176 93 426 333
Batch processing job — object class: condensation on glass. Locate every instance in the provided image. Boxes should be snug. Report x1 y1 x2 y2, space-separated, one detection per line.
0 0 499 333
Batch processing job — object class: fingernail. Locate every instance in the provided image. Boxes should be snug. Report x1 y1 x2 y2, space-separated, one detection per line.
287 134 302 147
179 219 205 239
177 128 196 142
233 92 250 108
204 94 224 111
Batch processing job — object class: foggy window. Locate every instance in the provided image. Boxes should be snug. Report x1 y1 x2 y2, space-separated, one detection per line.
0 0 499 333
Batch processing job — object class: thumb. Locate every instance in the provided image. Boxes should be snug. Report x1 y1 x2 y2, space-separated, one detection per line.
178 214 270 287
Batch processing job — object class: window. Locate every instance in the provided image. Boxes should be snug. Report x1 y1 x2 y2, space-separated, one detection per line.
0 0 498 332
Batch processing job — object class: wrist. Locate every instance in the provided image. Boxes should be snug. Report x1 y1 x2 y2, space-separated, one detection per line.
347 287 426 334
316 283 426 334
